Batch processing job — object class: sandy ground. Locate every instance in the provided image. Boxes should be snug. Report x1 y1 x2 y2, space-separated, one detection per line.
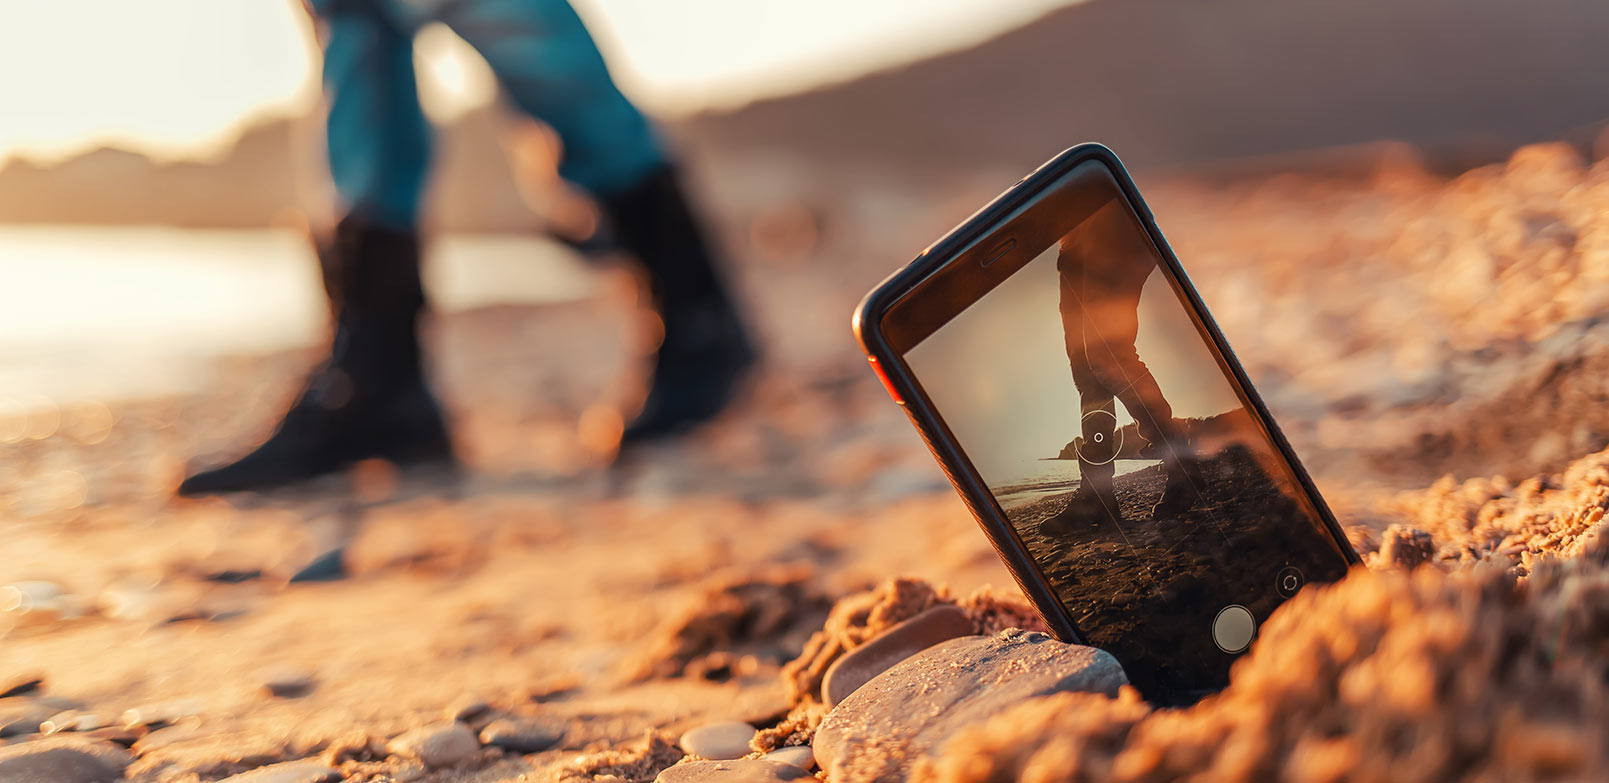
7 141 1609 781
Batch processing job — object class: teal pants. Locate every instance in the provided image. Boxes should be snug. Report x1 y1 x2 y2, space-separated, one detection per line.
312 0 667 228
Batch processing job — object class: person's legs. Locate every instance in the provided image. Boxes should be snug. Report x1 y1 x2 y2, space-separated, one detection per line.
429 0 755 443
421 0 661 196
1055 258 1121 526
1072 385 1120 514
320 0 433 227
1085 305 1174 447
1066 262 1170 444
1059 249 1200 520
178 0 452 495
1082 292 1202 519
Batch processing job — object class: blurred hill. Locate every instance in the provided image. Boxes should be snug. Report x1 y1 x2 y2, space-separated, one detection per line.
0 120 309 229
4 0 1609 229
687 0 1609 177
0 108 541 231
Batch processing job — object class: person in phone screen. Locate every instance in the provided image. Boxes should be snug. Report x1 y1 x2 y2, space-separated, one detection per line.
1054 201 1202 525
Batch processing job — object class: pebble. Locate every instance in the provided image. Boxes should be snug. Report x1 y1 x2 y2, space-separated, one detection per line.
0 736 131 782
678 721 756 760
42 710 107 734
478 716 566 753
120 699 204 730
814 630 1128 783
821 605 974 706
445 696 490 724
203 568 263 584
289 549 348 583
0 674 43 699
761 745 815 771
655 759 812 783
260 667 316 699
81 726 145 747
0 699 64 738
131 721 209 755
392 760 428 781
387 721 480 768
0 581 65 612
217 759 341 783
96 587 166 623
0 582 83 627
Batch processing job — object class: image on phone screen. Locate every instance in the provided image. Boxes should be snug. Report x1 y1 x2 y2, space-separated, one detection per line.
900 171 1351 699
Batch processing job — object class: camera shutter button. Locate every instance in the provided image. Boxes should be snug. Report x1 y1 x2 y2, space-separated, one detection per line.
1212 605 1255 654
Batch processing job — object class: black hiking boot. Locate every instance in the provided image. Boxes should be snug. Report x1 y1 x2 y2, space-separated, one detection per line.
177 216 453 495
1150 458 1204 520
601 165 756 445
1040 483 1121 536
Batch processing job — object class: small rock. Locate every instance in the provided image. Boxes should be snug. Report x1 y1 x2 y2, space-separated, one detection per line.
97 587 168 623
678 721 756 760
120 699 204 730
0 736 131 782
821 605 974 706
0 581 65 611
204 569 263 584
0 700 62 738
217 759 340 783
761 745 814 771
387 721 479 768
478 716 566 753
1379 525 1437 570
131 721 208 755
1 582 82 626
445 697 490 724
0 674 43 699
656 759 812 783
392 760 428 781
130 730 282 775
42 710 106 733
289 549 348 583
81 726 145 747
321 732 387 765
814 630 1127 783
261 668 316 699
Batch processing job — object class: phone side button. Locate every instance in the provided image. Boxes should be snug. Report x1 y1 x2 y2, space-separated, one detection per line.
868 356 905 405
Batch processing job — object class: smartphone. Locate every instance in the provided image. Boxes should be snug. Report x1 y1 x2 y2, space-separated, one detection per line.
853 145 1359 705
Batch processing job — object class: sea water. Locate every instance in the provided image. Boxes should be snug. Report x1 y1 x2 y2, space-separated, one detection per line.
0 225 593 410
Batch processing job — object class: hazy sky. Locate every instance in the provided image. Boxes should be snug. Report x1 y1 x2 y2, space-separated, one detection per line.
0 0 1081 165
905 234 1244 490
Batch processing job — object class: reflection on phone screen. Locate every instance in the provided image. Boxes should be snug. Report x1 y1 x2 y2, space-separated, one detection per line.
901 181 1350 700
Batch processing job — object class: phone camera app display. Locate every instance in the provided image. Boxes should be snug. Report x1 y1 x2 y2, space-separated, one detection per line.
903 187 1350 699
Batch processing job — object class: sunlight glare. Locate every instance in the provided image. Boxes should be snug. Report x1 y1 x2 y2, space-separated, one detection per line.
0 0 318 165
414 24 499 122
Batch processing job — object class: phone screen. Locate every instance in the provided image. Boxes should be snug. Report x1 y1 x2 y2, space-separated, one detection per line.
898 168 1351 699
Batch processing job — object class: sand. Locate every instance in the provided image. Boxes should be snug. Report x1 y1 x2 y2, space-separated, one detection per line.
6 142 1609 781
914 534 1609 782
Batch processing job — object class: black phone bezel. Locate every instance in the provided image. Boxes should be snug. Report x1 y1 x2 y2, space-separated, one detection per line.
851 143 1362 693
